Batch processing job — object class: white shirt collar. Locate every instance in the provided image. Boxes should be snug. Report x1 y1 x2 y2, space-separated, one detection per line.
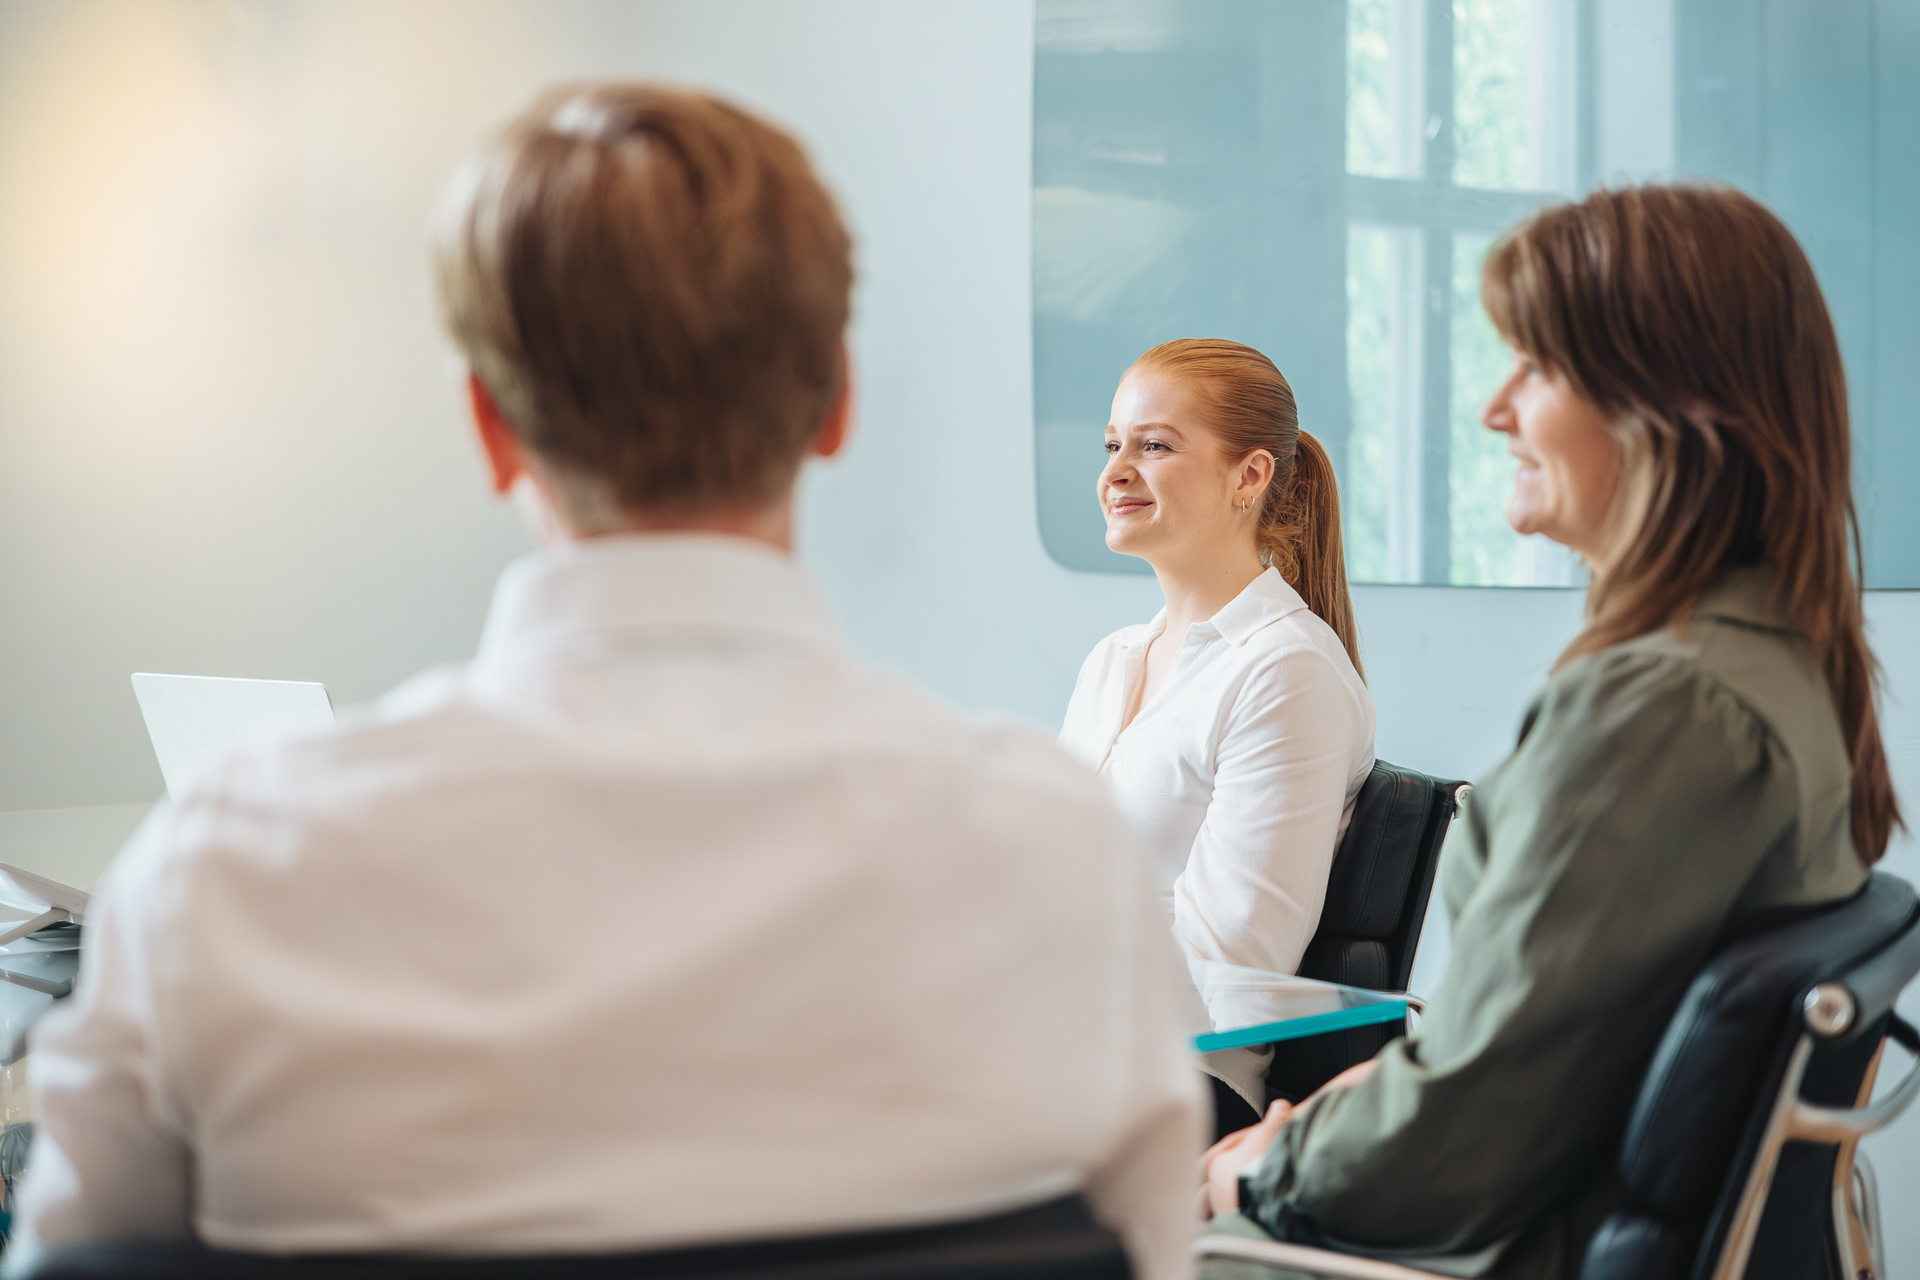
1210 567 1311 645
476 533 839 661
1125 567 1311 651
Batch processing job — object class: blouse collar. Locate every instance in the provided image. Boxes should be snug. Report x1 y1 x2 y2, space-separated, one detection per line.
1131 566 1312 650
1210 567 1313 646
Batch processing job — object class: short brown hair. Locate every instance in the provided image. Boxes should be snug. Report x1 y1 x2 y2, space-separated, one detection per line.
1128 339 1363 680
1483 184 1900 863
433 83 853 520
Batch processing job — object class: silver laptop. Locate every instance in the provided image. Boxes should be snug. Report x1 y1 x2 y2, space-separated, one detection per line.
131 673 336 799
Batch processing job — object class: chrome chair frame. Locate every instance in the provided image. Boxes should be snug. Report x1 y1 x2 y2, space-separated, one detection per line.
1708 991 1919 1280
1192 1235 1452 1280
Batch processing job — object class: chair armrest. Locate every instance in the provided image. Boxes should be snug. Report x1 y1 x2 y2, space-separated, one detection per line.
1788 1015 1920 1144
1840 923 1920 1038
1194 1233 1454 1279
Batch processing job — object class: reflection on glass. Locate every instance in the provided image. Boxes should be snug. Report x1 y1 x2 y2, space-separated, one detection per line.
1449 233 1583 585
1346 1 1393 178
1451 0 1531 190
1034 0 1919 587
1345 225 1392 583
1339 0 1582 584
1448 234 1515 585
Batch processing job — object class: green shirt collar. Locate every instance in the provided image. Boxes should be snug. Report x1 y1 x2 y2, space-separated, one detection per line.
1694 565 1797 633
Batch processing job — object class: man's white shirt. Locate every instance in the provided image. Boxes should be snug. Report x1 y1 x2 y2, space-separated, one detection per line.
14 535 1200 1279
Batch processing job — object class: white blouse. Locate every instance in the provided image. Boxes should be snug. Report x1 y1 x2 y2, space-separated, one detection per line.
1060 568 1376 997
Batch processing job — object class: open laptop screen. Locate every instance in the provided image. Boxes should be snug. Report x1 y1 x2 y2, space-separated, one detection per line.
130 673 335 799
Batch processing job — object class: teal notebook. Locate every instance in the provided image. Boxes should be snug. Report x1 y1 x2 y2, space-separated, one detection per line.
1185 958 1411 1053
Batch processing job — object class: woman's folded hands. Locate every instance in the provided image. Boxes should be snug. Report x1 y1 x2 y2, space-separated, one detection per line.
1198 1056 1380 1217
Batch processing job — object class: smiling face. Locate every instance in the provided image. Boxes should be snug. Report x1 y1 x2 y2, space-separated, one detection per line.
1480 353 1624 561
1099 368 1269 571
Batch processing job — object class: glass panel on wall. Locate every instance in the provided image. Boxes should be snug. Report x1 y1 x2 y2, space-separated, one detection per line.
1034 0 1920 587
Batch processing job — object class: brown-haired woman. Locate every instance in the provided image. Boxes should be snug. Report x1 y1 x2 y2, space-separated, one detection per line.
1202 185 1900 1279
1057 339 1377 1136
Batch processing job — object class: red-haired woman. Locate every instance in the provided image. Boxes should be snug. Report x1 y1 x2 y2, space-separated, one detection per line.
1058 339 1377 1135
1202 185 1900 1279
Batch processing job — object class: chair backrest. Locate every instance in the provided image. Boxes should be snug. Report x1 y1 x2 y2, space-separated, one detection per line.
1267 759 1465 1101
1298 759 1467 993
1582 871 1920 1280
24 1194 1129 1280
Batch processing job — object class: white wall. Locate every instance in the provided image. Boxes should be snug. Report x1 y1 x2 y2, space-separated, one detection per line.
0 0 1914 1267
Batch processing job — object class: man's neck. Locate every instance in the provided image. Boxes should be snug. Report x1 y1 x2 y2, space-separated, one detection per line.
546 486 798 554
594 498 795 552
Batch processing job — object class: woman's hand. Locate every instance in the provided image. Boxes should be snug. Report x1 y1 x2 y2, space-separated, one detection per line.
1200 1098 1293 1217
1196 1057 1383 1218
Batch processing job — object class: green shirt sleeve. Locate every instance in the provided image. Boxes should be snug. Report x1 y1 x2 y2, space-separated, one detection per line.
1243 646 1807 1260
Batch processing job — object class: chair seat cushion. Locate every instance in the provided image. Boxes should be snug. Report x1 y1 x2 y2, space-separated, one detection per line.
1578 1213 1701 1280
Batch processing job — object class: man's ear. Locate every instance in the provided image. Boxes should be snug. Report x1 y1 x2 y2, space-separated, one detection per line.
812 350 853 460
467 373 528 496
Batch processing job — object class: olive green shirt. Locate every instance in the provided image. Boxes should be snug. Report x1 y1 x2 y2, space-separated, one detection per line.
1237 568 1868 1279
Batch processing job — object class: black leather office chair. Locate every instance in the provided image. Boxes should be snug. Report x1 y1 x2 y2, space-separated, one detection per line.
1265 760 1467 1103
24 1194 1129 1280
1197 870 1920 1280
1585 870 1919 1280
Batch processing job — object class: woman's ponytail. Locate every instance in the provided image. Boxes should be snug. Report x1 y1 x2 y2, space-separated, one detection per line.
1260 430 1362 679
1130 339 1364 681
